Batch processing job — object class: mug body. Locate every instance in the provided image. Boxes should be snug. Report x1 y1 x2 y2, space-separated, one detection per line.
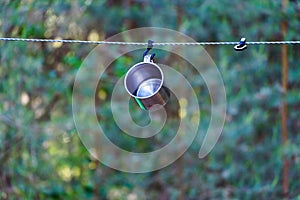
124 61 169 110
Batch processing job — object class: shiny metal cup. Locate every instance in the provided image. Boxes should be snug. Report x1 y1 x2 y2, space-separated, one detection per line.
124 56 170 110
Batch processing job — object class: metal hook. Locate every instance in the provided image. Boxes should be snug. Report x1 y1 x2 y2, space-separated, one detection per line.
143 40 155 60
234 37 247 51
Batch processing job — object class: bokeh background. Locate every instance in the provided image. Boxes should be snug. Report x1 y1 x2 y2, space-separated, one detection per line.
1 0 300 199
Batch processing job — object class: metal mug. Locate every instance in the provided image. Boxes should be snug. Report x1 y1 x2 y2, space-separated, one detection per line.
124 55 170 110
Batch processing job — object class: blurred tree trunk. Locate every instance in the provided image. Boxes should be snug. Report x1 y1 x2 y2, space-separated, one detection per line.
281 0 289 197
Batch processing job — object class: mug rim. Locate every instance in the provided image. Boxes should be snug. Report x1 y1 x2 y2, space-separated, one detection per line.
124 61 164 99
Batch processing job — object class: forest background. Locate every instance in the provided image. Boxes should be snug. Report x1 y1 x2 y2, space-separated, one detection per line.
1 0 300 199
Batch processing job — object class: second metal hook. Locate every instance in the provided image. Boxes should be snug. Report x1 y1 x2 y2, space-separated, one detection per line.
234 38 247 51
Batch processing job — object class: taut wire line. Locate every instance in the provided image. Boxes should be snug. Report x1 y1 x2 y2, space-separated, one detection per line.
1 37 300 46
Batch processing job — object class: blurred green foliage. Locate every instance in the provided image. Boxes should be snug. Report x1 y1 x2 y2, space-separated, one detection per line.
1 0 300 199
